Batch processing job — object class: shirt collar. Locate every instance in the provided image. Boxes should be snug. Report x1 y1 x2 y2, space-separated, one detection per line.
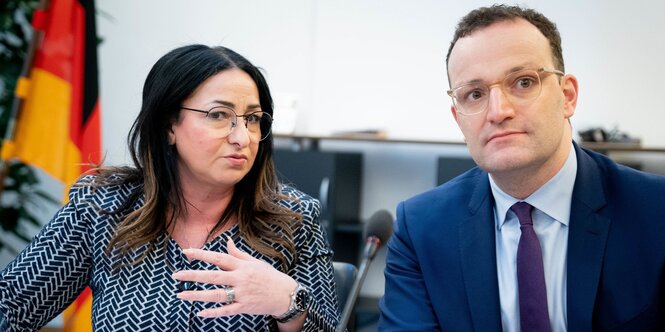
490 143 577 229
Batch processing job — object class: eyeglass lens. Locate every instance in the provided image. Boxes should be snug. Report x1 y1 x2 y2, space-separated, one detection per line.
452 69 544 115
206 106 272 141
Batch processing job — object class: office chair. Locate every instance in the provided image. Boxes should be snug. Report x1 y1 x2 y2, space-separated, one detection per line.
332 261 357 312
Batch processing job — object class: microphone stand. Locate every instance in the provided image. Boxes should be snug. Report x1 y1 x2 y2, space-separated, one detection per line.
336 236 380 332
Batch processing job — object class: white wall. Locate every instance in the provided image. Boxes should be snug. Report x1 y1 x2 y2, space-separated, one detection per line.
98 0 665 168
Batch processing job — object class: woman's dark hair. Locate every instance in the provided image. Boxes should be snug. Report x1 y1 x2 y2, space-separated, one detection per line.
98 45 300 269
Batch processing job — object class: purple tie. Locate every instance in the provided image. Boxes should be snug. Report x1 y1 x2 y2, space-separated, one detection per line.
511 202 551 332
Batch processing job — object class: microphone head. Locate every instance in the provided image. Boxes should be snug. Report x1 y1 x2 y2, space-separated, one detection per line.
364 209 394 245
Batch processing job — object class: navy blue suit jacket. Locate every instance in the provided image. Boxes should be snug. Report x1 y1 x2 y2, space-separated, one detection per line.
379 143 665 331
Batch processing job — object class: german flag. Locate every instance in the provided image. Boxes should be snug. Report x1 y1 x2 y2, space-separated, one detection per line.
1 0 101 191
0 0 101 330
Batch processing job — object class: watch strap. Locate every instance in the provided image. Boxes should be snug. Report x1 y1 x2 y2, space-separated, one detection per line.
273 282 308 323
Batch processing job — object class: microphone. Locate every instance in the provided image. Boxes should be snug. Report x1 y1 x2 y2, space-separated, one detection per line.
336 209 394 332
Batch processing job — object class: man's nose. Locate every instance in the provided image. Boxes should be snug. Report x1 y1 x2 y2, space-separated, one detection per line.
485 84 515 122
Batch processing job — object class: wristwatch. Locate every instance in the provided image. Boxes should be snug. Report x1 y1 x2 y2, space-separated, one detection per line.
273 282 310 323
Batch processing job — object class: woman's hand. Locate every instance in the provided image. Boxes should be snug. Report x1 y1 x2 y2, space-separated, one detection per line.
172 237 296 318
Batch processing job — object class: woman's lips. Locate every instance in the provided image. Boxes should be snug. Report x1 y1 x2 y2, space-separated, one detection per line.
225 154 247 166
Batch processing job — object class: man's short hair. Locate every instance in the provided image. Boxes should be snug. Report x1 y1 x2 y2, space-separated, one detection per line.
446 4 564 73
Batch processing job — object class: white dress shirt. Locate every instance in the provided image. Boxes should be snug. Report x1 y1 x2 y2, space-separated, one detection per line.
490 144 577 332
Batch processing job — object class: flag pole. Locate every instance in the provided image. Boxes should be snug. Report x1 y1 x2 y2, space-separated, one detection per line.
0 0 50 196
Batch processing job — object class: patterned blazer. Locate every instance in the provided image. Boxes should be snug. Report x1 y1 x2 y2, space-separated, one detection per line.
0 175 340 331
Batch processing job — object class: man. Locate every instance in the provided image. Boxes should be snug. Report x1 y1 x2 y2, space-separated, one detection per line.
379 4 665 332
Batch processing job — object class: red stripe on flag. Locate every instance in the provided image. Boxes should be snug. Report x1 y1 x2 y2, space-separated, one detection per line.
80 101 102 171
72 286 92 313
70 3 85 147
35 0 75 83
31 9 48 30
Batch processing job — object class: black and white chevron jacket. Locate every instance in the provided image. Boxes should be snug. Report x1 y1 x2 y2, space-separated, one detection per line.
0 175 339 331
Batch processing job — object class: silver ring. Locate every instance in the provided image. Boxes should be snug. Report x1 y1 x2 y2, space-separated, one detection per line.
224 287 235 304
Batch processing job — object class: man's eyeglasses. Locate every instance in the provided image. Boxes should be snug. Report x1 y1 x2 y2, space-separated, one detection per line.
181 106 273 141
447 67 565 116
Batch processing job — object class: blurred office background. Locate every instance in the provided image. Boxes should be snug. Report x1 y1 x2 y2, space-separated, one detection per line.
3 0 665 330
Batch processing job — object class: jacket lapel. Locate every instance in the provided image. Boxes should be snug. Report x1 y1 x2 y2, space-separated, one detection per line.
566 145 611 331
459 173 503 331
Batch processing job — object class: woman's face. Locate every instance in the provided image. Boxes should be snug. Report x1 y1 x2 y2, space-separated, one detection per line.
168 68 261 192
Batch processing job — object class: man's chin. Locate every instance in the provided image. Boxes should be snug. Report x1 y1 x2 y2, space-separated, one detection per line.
478 153 530 174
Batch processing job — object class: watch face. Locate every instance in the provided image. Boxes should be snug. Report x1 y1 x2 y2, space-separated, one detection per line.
295 288 309 311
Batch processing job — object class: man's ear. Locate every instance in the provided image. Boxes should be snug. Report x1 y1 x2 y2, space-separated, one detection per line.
450 105 467 142
561 74 579 119
450 105 460 124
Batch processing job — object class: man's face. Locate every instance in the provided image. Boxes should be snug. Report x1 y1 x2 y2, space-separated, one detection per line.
447 19 577 178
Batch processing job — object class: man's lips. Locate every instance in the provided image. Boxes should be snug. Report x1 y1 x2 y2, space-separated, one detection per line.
486 131 524 143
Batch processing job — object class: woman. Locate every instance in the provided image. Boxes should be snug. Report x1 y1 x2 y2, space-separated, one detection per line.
0 44 340 331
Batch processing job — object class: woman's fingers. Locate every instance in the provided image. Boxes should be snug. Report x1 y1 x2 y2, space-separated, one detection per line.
174 243 260 291
172 269 231 286
196 303 241 318
177 290 245 318
182 248 239 270
173 240 296 317
226 237 254 260
176 288 234 304
182 239 258 269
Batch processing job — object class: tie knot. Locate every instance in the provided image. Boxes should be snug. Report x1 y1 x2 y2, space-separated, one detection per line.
511 201 533 226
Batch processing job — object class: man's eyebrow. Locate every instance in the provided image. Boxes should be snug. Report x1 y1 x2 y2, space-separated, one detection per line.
455 63 536 86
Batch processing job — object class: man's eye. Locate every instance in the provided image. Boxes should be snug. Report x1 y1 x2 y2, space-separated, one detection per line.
462 88 486 102
514 76 537 89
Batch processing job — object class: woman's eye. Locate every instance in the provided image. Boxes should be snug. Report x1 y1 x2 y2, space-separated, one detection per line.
246 113 262 124
208 109 232 120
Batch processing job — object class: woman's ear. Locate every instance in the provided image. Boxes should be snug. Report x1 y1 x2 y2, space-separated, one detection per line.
168 123 176 145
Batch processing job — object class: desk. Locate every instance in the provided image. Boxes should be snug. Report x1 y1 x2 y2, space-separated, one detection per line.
275 134 665 175
579 142 665 153
276 134 665 153
274 133 466 150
